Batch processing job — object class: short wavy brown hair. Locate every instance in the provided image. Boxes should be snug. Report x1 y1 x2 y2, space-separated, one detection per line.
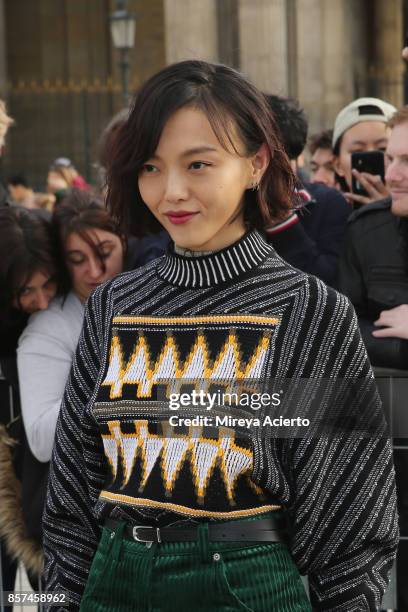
106 60 296 236
388 105 408 129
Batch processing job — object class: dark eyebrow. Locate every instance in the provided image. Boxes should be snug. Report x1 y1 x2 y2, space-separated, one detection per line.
150 146 219 161
180 146 219 157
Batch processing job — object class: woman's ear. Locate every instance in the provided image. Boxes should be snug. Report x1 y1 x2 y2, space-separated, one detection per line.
249 143 270 186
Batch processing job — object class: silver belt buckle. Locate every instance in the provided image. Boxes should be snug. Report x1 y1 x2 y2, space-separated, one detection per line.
132 525 162 544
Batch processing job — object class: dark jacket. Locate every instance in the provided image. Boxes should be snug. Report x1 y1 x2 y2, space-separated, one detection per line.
266 182 351 287
338 197 408 369
127 230 171 270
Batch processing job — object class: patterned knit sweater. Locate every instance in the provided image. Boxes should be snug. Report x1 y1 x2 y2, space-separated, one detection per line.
43 230 398 611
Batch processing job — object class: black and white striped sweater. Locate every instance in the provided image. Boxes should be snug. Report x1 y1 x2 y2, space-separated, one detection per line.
43 230 398 611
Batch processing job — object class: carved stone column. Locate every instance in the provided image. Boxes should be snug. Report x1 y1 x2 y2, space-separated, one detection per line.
372 0 403 107
296 0 358 134
238 0 288 93
163 0 218 63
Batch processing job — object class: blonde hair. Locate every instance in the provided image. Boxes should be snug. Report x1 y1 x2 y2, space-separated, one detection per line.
0 100 14 148
55 165 78 187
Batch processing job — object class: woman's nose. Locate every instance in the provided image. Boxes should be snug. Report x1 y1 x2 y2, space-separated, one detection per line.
163 171 189 202
87 257 103 279
35 290 50 311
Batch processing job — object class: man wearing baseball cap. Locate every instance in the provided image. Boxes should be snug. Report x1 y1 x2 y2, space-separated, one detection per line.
333 96 396 204
338 101 408 369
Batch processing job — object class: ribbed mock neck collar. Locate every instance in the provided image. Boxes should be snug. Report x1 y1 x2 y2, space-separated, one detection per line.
157 230 272 288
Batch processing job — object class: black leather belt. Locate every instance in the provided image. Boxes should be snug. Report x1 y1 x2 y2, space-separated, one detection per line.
104 517 287 544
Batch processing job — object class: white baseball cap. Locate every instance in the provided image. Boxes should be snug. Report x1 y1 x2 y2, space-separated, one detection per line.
332 97 397 148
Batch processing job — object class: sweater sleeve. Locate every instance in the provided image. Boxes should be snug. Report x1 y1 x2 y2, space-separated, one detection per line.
283 291 398 610
42 288 109 610
17 321 74 462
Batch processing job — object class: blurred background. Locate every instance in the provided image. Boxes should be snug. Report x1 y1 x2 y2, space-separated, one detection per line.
0 0 407 189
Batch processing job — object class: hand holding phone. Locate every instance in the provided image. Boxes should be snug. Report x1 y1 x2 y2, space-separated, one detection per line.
351 151 385 196
343 150 389 208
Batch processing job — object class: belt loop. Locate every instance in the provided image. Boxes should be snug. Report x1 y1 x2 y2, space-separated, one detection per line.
197 523 211 563
111 520 126 562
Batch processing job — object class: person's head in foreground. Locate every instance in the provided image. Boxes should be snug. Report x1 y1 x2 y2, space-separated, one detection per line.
383 105 408 217
308 130 336 187
262 94 307 167
47 157 90 194
332 97 396 192
107 60 295 249
0 207 58 320
7 174 36 207
53 190 126 302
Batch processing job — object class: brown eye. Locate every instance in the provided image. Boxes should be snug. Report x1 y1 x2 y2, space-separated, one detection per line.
19 287 32 296
99 250 112 260
140 164 158 174
189 161 211 170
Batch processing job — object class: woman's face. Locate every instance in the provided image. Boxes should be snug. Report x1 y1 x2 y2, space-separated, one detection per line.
64 228 124 302
138 107 267 252
13 269 57 314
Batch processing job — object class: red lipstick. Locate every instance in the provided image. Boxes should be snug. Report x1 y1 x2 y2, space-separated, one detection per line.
165 211 198 225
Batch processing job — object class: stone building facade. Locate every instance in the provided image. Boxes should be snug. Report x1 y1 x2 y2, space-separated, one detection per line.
0 0 406 188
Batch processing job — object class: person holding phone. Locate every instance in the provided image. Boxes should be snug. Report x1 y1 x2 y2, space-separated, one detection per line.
332 97 395 207
348 150 387 206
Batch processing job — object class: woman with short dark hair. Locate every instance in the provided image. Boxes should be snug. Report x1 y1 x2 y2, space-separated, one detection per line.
43 61 397 612
18 190 126 464
0 207 57 329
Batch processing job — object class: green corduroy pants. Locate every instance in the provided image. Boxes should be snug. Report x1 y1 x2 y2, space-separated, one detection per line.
80 515 311 612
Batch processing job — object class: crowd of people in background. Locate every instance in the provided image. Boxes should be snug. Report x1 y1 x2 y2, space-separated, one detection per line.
0 49 408 610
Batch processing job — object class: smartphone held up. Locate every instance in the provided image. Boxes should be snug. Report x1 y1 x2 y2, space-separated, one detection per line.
351 150 385 198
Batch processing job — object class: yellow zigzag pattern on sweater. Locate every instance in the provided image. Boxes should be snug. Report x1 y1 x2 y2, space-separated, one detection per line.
102 420 256 504
102 330 271 399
